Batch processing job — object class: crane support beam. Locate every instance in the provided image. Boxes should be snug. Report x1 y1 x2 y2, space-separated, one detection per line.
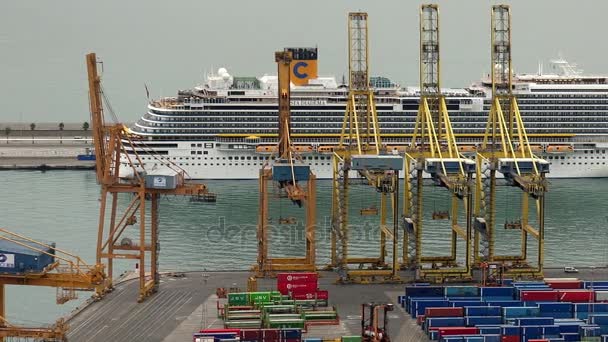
402 4 473 283
474 5 548 279
0 275 99 289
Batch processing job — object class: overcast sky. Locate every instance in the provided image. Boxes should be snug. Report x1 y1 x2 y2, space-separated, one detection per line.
1 1 606 123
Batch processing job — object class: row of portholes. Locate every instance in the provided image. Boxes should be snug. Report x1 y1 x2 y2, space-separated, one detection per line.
557 162 607 165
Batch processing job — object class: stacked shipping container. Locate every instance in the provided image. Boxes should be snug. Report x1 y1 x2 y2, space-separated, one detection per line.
401 279 608 342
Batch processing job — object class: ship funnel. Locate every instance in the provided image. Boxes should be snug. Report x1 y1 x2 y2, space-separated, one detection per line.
285 47 318 86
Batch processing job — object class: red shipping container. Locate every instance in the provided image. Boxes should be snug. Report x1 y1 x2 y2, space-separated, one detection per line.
262 328 280 341
291 290 328 300
424 307 464 317
558 290 594 302
501 336 520 342
240 329 261 340
278 282 317 295
416 315 425 325
547 281 582 289
437 327 478 337
277 272 318 284
520 290 558 301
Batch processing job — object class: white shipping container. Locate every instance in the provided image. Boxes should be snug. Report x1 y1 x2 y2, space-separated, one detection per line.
595 290 608 302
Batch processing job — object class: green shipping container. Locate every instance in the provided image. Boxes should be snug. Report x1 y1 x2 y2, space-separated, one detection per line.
249 291 271 304
267 319 305 329
228 292 249 306
341 336 362 342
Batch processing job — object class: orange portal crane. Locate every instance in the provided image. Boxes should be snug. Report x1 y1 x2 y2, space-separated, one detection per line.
254 50 317 277
0 228 106 342
86 53 209 301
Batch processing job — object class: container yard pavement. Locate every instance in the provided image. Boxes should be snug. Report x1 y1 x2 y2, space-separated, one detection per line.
66 271 415 342
65 269 608 342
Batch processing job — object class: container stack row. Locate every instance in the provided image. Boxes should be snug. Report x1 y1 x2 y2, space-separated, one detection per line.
207 273 342 342
399 279 608 342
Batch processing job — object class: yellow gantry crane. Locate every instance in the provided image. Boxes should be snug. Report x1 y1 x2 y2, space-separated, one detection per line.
329 12 403 284
0 228 106 341
86 53 210 301
402 4 475 283
254 50 317 277
473 5 549 278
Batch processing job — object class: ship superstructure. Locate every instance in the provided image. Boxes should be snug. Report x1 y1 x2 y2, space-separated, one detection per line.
123 49 608 179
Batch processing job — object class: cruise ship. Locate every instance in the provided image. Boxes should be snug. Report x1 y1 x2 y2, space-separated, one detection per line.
123 48 608 179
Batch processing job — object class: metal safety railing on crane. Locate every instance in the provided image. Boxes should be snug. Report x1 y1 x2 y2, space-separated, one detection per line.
0 228 106 342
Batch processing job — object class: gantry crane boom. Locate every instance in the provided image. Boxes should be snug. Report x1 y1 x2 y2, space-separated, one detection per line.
0 228 106 341
254 49 316 277
329 12 402 284
473 5 548 278
86 53 209 301
402 4 474 282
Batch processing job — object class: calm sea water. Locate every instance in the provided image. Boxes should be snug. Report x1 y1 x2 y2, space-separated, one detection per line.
1 170 608 324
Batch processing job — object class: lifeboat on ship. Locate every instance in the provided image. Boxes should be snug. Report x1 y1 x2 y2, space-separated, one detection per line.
529 145 544 153
294 145 313 153
458 145 477 153
317 146 335 154
255 145 277 154
546 145 574 154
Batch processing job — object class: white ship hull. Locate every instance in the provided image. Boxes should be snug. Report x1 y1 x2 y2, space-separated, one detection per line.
128 142 608 179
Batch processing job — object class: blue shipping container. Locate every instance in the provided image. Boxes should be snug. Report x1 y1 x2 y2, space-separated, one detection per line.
590 314 608 326
515 317 555 326
465 316 502 326
451 301 485 308
539 302 573 313
560 333 580 341
445 286 480 297
405 286 444 298
481 335 501 342
521 325 543 339
272 164 310 181
501 326 521 336
0 239 55 274
486 300 522 307
426 317 466 329
480 287 514 298
464 306 502 316
407 297 442 313
477 327 501 334
542 325 561 337
502 306 540 319
581 324 602 337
